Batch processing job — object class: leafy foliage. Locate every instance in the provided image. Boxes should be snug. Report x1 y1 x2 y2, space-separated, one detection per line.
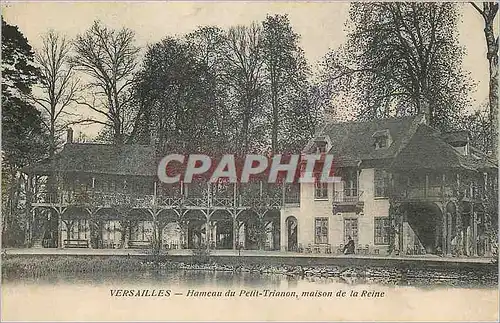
2 18 49 246
322 2 473 131
129 16 320 156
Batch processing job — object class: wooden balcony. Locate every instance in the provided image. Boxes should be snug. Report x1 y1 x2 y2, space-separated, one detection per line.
32 188 298 210
32 191 155 208
333 190 363 205
392 184 484 202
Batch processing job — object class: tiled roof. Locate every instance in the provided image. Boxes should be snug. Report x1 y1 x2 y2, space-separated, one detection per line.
308 115 423 165
23 115 497 176
391 124 497 171
307 114 496 172
23 143 157 176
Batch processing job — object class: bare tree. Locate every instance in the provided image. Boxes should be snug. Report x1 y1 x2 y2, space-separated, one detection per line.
224 23 265 154
32 30 78 157
72 20 139 144
471 2 498 156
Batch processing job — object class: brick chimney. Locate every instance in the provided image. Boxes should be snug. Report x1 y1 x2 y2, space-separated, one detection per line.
66 128 74 144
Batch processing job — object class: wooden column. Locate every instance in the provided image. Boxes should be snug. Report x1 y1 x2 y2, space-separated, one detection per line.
153 181 159 250
58 211 63 249
232 216 238 250
456 204 463 255
472 204 478 256
25 174 33 246
441 206 448 255
425 174 429 198
446 212 452 256
206 216 211 251
232 183 238 251
398 210 404 253
88 213 93 250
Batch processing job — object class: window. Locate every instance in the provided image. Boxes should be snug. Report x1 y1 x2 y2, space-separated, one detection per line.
314 178 328 199
317 143 327 153
315 218 328 244
374 217 390 245
130 221 152 241
374 136 388 149
344 218 358 244
69 219 88 240
374 169 390 198
314 137 328 153
372 129 392 149
343 169 358 197
103 221 121 243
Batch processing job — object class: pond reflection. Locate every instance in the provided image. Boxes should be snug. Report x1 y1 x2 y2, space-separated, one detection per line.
2 267 497 290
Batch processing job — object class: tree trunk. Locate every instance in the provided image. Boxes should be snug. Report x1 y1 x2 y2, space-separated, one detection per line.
271 81 279 154
486 24 498 156
473 2 499 156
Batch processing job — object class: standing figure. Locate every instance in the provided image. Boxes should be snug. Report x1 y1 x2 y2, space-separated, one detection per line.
343 236 355 255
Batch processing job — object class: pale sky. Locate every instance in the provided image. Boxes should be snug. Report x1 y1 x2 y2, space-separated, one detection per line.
1 1 493 139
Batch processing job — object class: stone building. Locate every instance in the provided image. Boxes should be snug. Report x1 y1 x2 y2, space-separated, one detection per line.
23 114 497 257
282 114 497 256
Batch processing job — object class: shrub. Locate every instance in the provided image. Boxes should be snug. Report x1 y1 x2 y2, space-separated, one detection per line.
191 245 211 264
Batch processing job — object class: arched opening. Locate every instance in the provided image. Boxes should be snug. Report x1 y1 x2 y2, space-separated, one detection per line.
158 209 181 249
403 202 443 255
183 210 207 249
236 210 261 250
61 206 91 248
96 208 122 249
210 210 233 250
444 202 458 256
33 207 59 248
263 210 280 250
474 204 488 257
128 209 154 249
285 216 298 252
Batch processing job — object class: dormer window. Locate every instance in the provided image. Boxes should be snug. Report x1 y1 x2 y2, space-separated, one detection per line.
372 129 392 150
314 136 328 153
442 131 470 156
375 136 388 149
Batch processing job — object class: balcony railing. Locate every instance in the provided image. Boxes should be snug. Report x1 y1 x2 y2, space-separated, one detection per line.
284 192 300 205
333 190 363 204
393 184 484 201
33 188 294 209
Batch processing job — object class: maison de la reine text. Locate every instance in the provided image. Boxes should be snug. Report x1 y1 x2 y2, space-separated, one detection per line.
22 113 498 257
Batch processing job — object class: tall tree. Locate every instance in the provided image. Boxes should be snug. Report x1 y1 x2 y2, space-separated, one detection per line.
72 20 139 144
326 2 472 131
186 26 235 154
224 23 266 154
1 17 48 246
471 2 498 156
32 30 79 157
132 37 222 154
261 14 319 153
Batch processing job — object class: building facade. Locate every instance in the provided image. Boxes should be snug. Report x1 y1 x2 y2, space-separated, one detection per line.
281 114 498 257
23 114 498 257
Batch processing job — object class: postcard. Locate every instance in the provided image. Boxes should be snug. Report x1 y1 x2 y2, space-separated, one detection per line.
1 1 498 321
